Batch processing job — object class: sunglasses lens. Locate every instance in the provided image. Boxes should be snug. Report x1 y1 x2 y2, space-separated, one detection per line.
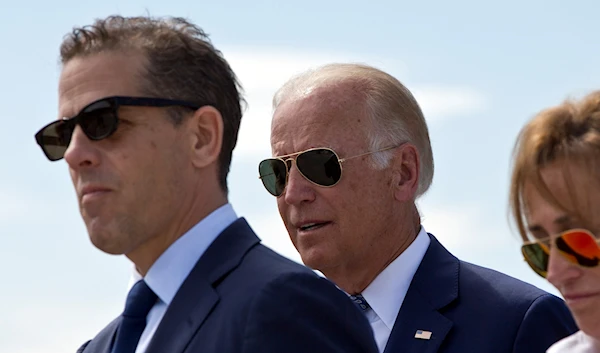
80 102 118 140
296 149 341 187
36 121 73 161
259 159 288 196
35 99 118 161
558 230 600 267
522 243 549 278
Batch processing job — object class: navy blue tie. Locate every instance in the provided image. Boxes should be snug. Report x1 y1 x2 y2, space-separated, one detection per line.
349 294 371 311
112 280 157 353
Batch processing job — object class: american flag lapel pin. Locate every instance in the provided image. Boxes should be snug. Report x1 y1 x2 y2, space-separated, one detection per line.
414 330 432 340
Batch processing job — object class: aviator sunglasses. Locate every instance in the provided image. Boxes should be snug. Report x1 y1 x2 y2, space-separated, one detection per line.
258 145 400 197
521 228 600 278
34 96 201 161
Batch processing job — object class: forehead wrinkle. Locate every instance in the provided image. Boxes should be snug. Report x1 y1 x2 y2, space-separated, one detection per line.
273 87 368 132
271 80 372 159
271 113 342 155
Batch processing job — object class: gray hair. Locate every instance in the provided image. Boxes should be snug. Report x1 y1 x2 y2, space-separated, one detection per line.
273 63 434 198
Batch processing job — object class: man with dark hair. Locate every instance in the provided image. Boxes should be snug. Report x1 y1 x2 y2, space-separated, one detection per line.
35 15 378 353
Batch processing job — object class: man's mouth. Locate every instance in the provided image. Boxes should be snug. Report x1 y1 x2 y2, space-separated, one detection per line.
299 222 331 231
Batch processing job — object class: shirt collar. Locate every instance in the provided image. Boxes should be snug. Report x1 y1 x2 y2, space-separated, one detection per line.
581 331 600 350
128 203 238 305
361 225 430 330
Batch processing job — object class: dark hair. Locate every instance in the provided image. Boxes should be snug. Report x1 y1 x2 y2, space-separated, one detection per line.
60 15 245 193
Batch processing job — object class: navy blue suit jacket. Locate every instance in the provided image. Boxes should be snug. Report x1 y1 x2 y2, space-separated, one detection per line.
383 234 578 353
77 218 378 353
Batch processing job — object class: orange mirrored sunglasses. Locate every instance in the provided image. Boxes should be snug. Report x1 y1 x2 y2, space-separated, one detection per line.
521 229 600 278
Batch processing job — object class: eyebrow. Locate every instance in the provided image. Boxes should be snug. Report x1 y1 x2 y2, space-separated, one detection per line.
527 215 572 234
554 215 572 227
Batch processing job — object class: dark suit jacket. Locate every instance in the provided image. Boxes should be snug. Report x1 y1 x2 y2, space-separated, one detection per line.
78 218 378 353
383 234 578 353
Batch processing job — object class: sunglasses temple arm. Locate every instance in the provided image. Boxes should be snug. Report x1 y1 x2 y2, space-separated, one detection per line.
340 145 399 163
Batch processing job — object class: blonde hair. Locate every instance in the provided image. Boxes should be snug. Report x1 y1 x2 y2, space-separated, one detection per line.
510 90 600 240
273 63 434 197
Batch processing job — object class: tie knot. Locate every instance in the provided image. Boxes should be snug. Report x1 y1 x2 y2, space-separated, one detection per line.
349 294 371 311
123 280 157 318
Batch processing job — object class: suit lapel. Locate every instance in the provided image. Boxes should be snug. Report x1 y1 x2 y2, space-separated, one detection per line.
384 234 459 353
145 218 260 353
144 277 219 353
383 287 453 353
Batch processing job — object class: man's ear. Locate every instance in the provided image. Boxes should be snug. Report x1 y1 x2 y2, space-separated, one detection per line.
187 106 224 169
391 144 420 202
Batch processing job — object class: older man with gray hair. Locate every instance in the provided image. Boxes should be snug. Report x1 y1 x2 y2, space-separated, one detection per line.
258 63 577 353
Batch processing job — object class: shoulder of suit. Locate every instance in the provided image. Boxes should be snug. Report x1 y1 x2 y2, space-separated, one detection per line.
76 339 91 353
458 259 552 300
75 317 120 353
251 271 344 311
243 242 314 275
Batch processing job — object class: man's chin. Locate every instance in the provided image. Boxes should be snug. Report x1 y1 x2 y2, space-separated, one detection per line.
298 248 331 272
91 241 127 255
87 228 128 255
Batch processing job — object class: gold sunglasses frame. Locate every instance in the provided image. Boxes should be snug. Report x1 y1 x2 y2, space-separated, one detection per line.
258 145 401 196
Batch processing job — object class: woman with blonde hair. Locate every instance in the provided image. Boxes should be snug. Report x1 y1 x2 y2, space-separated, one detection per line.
510 91 600 352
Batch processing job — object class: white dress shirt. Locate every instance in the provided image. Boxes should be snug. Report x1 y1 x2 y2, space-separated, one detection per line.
360 225 430 353
547 331 600 353
125 203 238 353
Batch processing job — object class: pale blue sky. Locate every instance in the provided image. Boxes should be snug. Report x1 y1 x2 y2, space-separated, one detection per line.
2 1 599 352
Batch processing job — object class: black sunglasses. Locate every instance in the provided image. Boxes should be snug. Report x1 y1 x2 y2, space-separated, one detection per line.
34 96 201 161
258 146 400 197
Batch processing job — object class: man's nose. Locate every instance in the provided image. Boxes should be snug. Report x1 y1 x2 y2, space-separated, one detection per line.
64 126 101 169
283 162 316 205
